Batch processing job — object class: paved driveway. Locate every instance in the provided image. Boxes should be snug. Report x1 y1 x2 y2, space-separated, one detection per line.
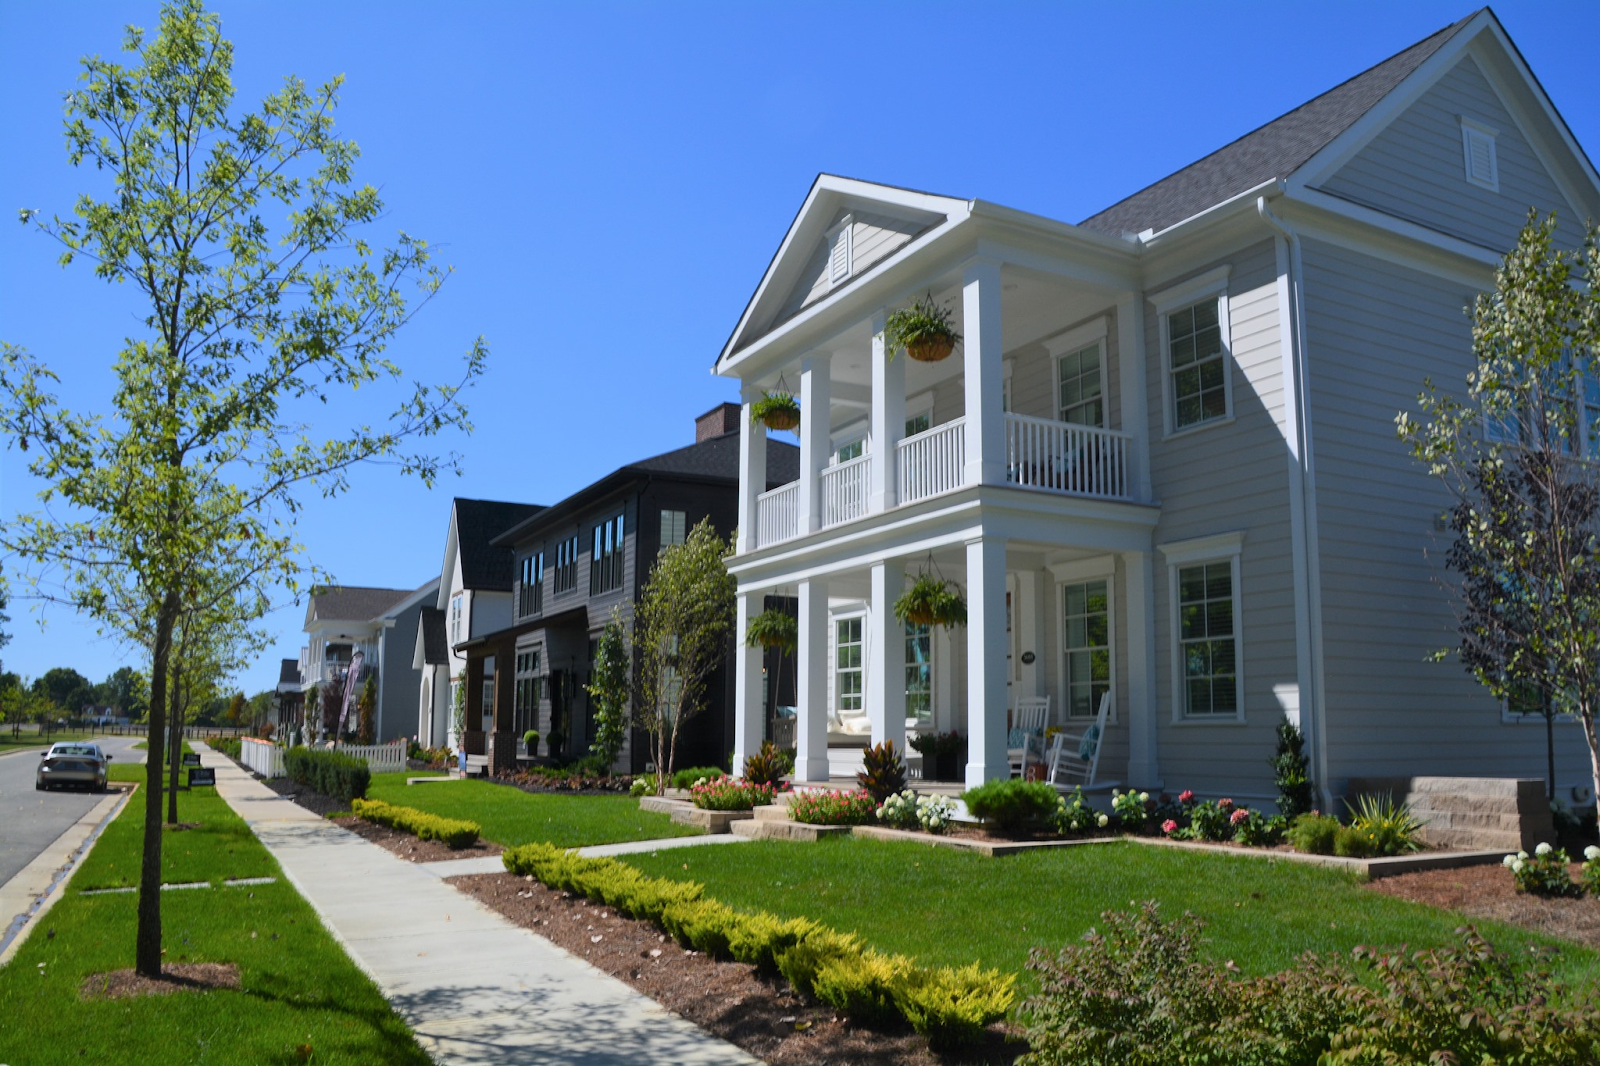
0 736 143 888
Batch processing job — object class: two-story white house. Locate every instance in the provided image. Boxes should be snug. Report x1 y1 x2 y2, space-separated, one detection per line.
298 578 438 742
719 9 1599 805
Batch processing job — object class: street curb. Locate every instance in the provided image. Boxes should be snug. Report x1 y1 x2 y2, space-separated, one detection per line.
0 783 136 966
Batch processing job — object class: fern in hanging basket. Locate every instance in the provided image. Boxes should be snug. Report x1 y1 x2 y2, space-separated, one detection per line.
750 392 801 431
885 294 962 363
894 575 968 628
744 608 797 652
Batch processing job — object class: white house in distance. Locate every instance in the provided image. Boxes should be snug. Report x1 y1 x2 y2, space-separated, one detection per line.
298 578 438 743
414 498 544 750
719 9 1599 805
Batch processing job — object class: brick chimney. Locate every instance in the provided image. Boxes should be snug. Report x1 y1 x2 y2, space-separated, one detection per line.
695 402 742 442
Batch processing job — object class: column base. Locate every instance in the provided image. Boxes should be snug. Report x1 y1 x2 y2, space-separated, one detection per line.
487 730 519 775
796 756 830 783
462 729 487 756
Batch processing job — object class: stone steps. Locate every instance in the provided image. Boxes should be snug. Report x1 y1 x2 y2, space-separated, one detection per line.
1346 776 1554 852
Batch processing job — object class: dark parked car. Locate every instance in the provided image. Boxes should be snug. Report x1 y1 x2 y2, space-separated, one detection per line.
36 742 111 791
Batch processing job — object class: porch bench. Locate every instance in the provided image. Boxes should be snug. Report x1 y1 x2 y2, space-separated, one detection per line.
461 754 489 778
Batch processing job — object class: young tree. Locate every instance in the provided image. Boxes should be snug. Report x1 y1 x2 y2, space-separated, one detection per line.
0 1 483 977
586 609 629 770
357 673 377 745
1397 213 1600 809
633 519 735 793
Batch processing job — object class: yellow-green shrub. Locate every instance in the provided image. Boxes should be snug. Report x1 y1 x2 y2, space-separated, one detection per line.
499 841 1015 1043
351 798 479 849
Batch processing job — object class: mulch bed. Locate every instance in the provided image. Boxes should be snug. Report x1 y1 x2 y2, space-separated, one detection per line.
451 871 1026 1066
329 815 502 863
1367 863 1600 949
262 776 348 818
80 962 241 1000
492 772 636 796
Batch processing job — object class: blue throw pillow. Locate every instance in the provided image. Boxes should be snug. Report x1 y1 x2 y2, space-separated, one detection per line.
1007 727 1033 748
1077 724 1100 761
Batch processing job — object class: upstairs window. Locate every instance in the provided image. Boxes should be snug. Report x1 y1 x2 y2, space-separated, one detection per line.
554 535 579 594
660 509 687 549
1168 299 1227 430
827 215 854 286
449 594 463 646
1460 117 1499 192
1057 342 1105 427
590 510 625 594
518 551 544 617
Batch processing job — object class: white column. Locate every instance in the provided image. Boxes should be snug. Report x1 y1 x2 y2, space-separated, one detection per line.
868 310 903 514
1116 291 1152 501
867 560 906 755
796 578 830 782
732 590 766 771
965 535 1010 786
736 384 768 554
798 354 831 534
1121 551 1162 788
963 259 1005 488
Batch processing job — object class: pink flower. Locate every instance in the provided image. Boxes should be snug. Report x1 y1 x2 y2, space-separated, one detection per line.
1162 819 1178 834
1230 808 1250 825
1179 790 1195 804
1218 797 1234 810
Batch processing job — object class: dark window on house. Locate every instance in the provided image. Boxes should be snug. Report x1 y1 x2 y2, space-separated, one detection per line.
554 535 579 594
518 551 544 617
590 510 625 594
660 509 687 548
514 648 541 737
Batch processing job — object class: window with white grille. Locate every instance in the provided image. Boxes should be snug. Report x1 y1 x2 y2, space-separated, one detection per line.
827 215 854 285
1460 117 1499 192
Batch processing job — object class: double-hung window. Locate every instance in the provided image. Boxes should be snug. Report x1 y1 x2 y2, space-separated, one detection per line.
1057 342 1105 427
1062 580 1111 718
554 535 579 594
1159 532 1244 721
659 509 687 548
834 617 863 715
590 510 625 594
449 593 463 645
518 552 544 617
905 623 931 726
1154 266 1232 435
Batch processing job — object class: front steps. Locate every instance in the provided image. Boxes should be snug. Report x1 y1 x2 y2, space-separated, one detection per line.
1345 776 1556 852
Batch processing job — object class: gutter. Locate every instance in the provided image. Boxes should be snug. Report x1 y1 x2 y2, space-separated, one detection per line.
1256 194 1335 813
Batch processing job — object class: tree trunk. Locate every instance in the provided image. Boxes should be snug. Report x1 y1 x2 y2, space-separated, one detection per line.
1546 708 1556 803
166 667 182 824
137 591 178 977
1583 712 1600 826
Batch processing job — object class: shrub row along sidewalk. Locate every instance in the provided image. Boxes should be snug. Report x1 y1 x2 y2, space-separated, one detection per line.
352 797 480 849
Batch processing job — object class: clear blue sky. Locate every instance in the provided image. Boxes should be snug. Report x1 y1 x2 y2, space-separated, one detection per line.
2 1 1596 697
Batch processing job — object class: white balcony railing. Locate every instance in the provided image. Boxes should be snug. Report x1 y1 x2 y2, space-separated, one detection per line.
897 417 966 504
821 453 871 528
1004 413 1131 500
756 480 800 548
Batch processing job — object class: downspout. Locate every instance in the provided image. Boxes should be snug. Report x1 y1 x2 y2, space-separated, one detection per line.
1256 194 1336 813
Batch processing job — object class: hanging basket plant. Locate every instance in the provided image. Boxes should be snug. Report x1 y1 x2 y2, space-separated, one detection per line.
885 294 962 363
744 608 797 652
894 574 968 628
750 392 801 432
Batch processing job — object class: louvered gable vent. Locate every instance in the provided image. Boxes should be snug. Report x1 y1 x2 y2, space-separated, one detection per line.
1460 117 1498 192
827 214 854 285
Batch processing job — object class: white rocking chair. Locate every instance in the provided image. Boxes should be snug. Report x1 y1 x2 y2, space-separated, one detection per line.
1008 696 1051 777
1045 692 1119 791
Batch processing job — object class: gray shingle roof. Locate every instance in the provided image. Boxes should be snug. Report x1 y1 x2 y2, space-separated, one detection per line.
1078 13 1475 237
418 606 448 665
308 585 413 623
278 658 299 686
454 499 545 591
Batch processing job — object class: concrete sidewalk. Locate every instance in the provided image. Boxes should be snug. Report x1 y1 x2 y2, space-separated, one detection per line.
196 744 759 1066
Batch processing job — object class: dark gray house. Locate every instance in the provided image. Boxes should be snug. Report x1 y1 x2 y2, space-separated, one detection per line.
461 403 799 775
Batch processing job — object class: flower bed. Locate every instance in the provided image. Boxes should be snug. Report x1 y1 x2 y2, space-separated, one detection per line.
1505 842 1600 898
690 778 777 811
789 789 878 826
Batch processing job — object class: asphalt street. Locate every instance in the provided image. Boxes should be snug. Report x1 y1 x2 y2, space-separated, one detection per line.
0 735 143 887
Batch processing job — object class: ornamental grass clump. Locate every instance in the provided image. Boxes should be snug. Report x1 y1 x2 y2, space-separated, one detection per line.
1286 812 1341 855
1343 793 1425 856
1505 842 1582 898
790 788 877 826
690 777 775 811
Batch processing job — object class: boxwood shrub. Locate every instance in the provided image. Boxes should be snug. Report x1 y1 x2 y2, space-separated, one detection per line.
961 779 1060 836
285 746 371 803
351 798 479 849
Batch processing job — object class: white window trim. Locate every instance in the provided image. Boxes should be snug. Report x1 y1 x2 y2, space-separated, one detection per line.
831 609 866 717
1460 116 1500 193
1052 557 1118 724
1152 266 1233 439
1047 319 1110 430
1159 531 1245 724
827 214 855 287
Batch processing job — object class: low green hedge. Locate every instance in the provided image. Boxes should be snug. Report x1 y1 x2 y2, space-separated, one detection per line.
351 798 479 849
502 841 1015 1048
284 746 371 803
212 737 243 760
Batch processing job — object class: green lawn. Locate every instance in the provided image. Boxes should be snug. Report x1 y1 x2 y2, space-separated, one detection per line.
0 762 429 1065
623 836 1598 988
365 772 701 848
0 738 49 754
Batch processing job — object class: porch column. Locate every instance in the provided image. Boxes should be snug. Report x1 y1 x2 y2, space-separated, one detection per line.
796 577 830 782
1121 551 1162 788
463 654 485 756
965 535 1010 785
963 259 1005 488
867 560 906 755
1116 291 1153 501
868 310 903 514
732 589 766 772
798 354 831 534
736 383 768 553
488 640 518 775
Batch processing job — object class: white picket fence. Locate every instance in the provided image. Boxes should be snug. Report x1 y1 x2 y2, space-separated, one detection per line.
239 737 285 778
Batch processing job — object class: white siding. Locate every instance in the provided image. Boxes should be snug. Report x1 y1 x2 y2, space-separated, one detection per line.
1146 240 1295 797
1301 237 1591 792
775 210 928 322
1320 56 1585 252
